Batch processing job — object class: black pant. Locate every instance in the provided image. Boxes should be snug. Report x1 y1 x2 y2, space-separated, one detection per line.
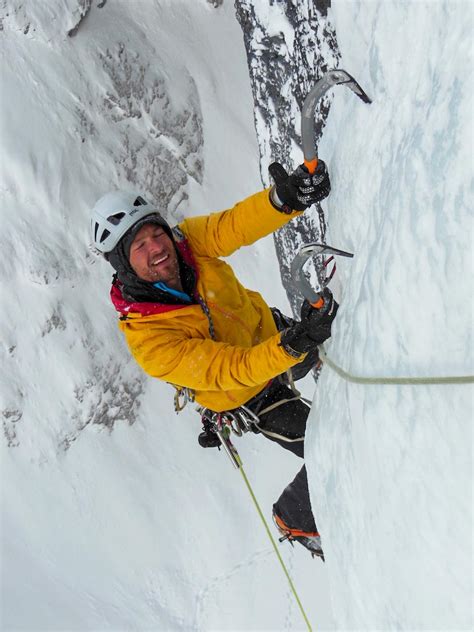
245 381 318 534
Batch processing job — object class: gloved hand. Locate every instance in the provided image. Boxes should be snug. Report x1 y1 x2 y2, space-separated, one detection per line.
280 288 339 357
269 161 331 213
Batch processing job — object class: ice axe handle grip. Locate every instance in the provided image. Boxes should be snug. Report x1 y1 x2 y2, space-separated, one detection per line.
304 158 319 175
311 296 324 309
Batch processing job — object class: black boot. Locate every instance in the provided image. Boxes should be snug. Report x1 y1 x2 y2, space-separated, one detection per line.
273 509 325 561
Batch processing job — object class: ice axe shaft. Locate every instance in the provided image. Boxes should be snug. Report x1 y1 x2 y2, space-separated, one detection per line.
291 243 354 308
302 69 372 174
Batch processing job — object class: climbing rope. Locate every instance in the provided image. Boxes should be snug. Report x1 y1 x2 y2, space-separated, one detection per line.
234 451 313 632
318 345 474 385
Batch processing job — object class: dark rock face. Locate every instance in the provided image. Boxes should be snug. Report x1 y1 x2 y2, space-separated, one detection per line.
234 0 340 312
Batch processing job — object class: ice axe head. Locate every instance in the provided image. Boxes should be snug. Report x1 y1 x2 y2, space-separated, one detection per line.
302 69 372 174
290 243 354 308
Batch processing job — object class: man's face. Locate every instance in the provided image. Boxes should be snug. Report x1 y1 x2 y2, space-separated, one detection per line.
128 223 181 287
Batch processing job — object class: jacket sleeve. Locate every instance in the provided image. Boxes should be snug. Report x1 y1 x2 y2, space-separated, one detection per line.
178 188 303 258
126 326 303 392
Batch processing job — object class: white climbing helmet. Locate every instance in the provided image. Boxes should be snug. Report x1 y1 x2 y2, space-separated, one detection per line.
90 190 164 254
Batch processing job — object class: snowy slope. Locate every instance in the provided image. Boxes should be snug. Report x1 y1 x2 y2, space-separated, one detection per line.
1 1 334 630
306 1 473 629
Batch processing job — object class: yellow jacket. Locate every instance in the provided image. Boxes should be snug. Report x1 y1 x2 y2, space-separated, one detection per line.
112 188 304 412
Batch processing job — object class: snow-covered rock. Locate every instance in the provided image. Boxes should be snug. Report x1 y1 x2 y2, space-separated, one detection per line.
235 0 340 312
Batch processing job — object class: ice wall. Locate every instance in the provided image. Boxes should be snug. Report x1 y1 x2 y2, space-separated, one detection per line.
306 2 473 629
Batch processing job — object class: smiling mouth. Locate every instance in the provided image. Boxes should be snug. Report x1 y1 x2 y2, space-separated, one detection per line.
150 254 169 267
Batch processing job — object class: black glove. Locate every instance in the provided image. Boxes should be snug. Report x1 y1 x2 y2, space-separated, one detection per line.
269 161 331 213
280 288 339 357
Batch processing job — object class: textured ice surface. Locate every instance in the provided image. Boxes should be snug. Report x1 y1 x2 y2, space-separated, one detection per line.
306 1 473 629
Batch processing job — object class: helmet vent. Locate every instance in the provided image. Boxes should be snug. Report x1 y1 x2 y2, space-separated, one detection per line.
99 229 111 244
107 212 125 226
133 196 147 206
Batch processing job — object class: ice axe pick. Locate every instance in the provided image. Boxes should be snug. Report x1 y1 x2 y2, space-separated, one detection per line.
301 68 372 174
291 243 353 309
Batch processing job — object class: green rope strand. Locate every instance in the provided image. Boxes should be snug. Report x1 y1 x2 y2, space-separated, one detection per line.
235 453 313 632
318 345 474 385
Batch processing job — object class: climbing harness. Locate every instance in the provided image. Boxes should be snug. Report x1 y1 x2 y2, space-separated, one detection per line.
197 406 257 468
250 382 311 445
196 374 312 462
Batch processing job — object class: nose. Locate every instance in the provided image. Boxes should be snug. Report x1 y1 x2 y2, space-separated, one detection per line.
147 235 167 256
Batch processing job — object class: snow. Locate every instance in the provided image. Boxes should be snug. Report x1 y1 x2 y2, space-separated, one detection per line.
1 0 472 631
2 1 332 630
306 0 473 629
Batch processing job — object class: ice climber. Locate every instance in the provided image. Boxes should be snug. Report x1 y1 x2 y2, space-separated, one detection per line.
90 162 337 559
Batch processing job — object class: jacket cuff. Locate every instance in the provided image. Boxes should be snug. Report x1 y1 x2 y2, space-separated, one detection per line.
278 336 308 360
269 186 294 215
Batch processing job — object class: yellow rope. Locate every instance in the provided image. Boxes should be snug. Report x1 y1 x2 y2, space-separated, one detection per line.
235 453 313 632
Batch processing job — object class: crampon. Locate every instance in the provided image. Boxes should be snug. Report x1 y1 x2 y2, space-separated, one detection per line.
273 511 325 562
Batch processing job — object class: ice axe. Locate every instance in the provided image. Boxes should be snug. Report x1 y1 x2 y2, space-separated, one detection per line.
291 243 353 309
290 70 370 307
269 69 371 184
301 68 372 174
